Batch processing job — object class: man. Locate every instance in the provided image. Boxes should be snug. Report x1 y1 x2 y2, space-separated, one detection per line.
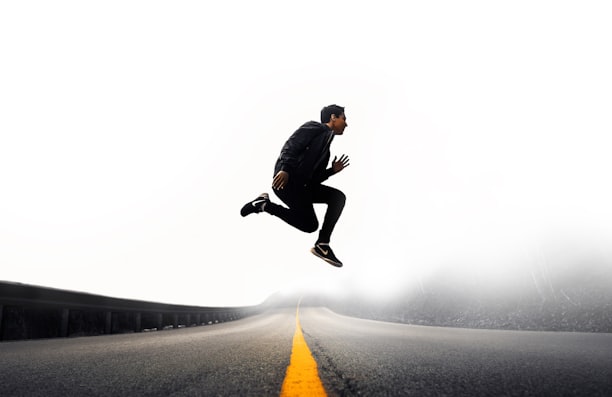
240 104 350 267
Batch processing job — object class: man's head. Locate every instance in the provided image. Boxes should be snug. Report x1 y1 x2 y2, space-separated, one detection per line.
321 104 348 135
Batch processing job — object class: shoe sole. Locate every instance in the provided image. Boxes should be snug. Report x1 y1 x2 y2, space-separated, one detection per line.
310 248 343 267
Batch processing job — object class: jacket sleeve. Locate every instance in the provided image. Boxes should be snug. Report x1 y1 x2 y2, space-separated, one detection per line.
278 127 315 174
313 167 335 184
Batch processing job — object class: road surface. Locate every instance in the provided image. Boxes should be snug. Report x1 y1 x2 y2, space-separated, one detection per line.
1 306 611 396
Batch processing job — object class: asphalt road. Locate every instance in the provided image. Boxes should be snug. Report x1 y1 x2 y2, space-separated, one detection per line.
1 306 612 396
0 309 294 396
300 307 612 396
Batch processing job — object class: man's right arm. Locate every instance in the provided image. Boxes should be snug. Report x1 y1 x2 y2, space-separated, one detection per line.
274 127 313 189
277 128 313 174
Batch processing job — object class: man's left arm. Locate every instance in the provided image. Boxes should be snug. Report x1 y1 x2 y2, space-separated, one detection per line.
318 154 350 182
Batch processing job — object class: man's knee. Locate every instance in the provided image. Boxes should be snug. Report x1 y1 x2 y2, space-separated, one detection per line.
334 190 346 208
300 218 319 233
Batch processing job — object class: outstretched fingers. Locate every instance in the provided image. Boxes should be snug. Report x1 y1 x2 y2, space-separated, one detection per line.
332 154 350 173
339 154 350 168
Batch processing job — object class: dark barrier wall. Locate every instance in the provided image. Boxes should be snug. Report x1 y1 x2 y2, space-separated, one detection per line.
0 281 261 341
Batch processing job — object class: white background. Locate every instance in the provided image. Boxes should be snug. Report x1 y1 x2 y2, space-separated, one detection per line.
2 1 611 306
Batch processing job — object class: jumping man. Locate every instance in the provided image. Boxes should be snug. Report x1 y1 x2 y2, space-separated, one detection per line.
240 104 350 267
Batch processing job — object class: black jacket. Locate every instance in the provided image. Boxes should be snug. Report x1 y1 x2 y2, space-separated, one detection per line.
274 121 335 185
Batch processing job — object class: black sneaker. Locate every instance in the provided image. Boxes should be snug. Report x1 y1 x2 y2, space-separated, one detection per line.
310 243 343 267
240 193 269 217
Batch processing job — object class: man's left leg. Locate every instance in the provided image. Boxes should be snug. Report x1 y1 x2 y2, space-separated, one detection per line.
310 184 346 267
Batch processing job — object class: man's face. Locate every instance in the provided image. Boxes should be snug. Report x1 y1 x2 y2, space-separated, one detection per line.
331 113 348 135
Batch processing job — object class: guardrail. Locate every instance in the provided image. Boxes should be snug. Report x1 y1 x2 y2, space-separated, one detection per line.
0 281 261 341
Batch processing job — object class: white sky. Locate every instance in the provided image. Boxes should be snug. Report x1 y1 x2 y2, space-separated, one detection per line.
1 1 611 306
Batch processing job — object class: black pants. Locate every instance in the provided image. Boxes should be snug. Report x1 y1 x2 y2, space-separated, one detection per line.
265 182 346 244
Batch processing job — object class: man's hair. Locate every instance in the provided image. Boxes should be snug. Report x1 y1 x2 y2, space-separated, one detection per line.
321 104 345 123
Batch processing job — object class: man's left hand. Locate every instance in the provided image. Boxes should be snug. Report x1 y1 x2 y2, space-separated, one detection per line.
332 154 350 174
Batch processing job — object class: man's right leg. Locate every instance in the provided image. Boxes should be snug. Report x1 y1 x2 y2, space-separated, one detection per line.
264 183 319 233
308 184 345 267
312 184 346 244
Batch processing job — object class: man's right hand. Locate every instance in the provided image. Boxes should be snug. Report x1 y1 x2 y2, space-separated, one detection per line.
272 171 289 190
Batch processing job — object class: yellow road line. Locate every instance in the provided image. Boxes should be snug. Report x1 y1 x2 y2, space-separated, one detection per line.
280 302 327 397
